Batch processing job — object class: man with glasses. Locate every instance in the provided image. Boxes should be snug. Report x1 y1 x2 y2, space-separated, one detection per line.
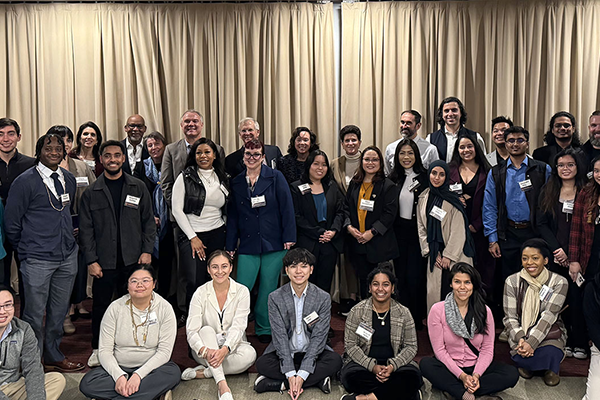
121 114 149 175
79 140 156 369
485 116 513 167
533 111 581 165
0 285 67 399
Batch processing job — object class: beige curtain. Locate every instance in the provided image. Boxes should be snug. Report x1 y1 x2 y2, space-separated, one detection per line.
341 0 600 152
0 3 336 157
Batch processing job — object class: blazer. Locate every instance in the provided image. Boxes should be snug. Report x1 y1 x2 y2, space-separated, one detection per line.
121 138 149 176
79 173 156 269
392 171 428 223
264 282 332 375
226 165 296 254
290 179 346 253
67 156 96 215
345 178 399 263
186 278 252 355
448 165 487 232
330 153 361 194
224 145 283 178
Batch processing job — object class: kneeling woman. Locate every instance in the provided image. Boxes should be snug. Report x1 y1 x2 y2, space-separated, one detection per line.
340 266 422 400
79 265 179 400
183 250 257 400
420 263 518 400
503 238 568 386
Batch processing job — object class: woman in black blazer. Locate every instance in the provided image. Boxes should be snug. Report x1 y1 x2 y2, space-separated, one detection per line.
291 150 346 293
345 146 399 299
388 138 428 329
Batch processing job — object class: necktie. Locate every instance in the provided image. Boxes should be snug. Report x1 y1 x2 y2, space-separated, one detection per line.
50 172 65 197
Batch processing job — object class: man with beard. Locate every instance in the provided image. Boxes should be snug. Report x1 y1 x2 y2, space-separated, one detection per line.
533 111 581 165
384 110 439 174
485 116 513 167
79 140 155 368
121 114 149 175
580 111 600 168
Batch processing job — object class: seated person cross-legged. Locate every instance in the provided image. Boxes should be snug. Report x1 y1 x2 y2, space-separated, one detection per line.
79 264 180 400
503 238 568 387
254 248 342 398
182 250 257 400
340 266 423 400
420 263 518 400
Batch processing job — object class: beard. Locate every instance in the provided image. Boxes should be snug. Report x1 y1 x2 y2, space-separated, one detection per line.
591 137 600 148
104 166 122 175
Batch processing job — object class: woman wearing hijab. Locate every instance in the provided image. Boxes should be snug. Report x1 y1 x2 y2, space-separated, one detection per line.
503 238 568 386
417 160 475 313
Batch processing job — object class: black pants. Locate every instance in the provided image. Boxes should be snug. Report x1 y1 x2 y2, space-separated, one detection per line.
349 252 379 300
256 350 342 388
420 357 519 400
70 250 89 305
91 266 131 349
308 241 338 293
499 226 536 280
153 225 175 298
340 361 422 400
394 218 426 328
178 225 226 311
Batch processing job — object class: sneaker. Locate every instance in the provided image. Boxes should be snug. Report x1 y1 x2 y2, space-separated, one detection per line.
63 315 76 335
498 329 508 342
318 376 331 394
253 375 284 393
340 395 357 400
181 365 206 381
573 347 588 359
87 349 100 368
565 346 573 357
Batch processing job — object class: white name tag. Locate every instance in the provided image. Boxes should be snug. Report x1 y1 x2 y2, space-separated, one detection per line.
429 205 447 221
220 183 229 197
359 199 375 212
562 200 574 214
142 311 157 325
588 171 594 180
76 177 89 187
449 183 463 194
576 272 586 287
519 179 533 191
271 159 277 169
356 322 374 341
298 183 311 195
303 311 319 326
251 195 266 208
61 193 70 206
125 195 141 208
408 180 421 192
539 284 553 302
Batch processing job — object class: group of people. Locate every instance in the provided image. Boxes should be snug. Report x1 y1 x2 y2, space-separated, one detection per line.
0 96 599 400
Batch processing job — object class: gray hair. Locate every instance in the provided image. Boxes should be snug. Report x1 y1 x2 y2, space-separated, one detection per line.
143 131 167 151
180 110 204 124
238 117 260 132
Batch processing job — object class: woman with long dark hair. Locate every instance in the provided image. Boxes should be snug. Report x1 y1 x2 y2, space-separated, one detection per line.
537 148 587 359
278 126 320 184
69 121 104 177
345 146 399 299
421 263 518 400
388 138 428 328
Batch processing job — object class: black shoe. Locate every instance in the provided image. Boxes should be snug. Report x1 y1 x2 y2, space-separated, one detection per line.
328 327 335 338
254 375 283 393
258 334 272 344
318 376 331 394
177 314 187 329
340 394 357 400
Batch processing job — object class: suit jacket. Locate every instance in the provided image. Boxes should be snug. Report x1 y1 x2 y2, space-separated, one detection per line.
265 282 332 375
290 179 346 253
224 145 283 179
66 157 96 215
121 138 149 176
226 165 296 254
79 173 156 269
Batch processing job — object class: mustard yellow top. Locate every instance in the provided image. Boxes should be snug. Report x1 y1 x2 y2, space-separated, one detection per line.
357 182 374 232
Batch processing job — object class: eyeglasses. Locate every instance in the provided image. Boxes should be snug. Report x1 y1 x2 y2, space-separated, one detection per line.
554 123 572 129
0 303 14 311
557 163 576 169
128 278 153 286
244 152 262 160
506 138 527 145
363 158 380 164
127 124 145 130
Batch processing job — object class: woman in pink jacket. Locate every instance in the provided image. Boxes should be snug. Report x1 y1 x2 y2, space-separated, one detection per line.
420 263 518 400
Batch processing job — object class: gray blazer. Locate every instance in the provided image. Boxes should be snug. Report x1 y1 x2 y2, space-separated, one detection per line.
265 282 332 375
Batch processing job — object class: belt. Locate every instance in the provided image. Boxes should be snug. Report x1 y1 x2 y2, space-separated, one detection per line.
508 220 531 229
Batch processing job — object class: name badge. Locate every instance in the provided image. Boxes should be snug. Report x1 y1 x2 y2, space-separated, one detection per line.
303 311 319 327
220 183 229 197
271 159 277 169
298 183 311 195
216 332 227 347
429 205 447 221
61 193 70 206
251 195 266 208
449 183 463 194
519 179 533 191
539 284 554 302
356 322 374 341
408 180 421 192
588 171 594 180
359 199 375 212
125 195 140 208
142 311 157 325
76 177 89 187
576 272 586 287
562 200 574 214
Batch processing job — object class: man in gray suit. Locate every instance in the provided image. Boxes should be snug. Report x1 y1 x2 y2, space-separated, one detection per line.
254 248 342 398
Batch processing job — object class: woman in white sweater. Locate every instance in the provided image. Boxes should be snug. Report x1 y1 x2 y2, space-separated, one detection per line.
79 265 179 400
183 250 257 400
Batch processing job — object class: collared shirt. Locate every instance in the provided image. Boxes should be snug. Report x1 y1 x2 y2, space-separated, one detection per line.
126 140 143 172
384 135 439 175
36 162 65 199
185 140 194 154
437 127 487 163
286 283 310 381
0 323 12 343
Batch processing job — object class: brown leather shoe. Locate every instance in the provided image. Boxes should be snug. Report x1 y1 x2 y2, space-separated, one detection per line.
543 370 560 386
518 368 533 379
45 358 85 373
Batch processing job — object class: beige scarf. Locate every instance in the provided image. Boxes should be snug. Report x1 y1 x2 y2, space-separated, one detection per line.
519 267 550 332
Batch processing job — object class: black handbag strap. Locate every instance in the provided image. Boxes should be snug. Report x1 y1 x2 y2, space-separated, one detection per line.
463 337 480 357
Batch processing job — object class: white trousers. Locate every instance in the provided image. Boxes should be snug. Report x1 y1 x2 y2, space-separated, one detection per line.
584 344 600 400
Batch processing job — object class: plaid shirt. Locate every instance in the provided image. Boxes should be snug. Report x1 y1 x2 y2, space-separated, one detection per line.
568 186 597 273
343 298 417 371
502 271 567 355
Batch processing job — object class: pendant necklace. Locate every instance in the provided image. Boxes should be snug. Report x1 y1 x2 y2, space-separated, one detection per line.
373 307 390 326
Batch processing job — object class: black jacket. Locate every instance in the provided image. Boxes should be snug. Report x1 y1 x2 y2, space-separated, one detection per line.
224 145 282 179
532 142 580 166
121 138 150 175
392 172 428 223
181 165 229 217
79 173 156 269
290 179 346 253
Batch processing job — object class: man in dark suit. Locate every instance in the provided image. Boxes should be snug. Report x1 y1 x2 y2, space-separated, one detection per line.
79 140 156 369
254 248 342 397
121 114 149 175
224 117 282 178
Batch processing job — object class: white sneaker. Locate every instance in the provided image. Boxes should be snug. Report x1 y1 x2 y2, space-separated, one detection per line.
219 392 234 400
87 349 100 368
181 365 206 381
573 347 588 359
565 346 573 357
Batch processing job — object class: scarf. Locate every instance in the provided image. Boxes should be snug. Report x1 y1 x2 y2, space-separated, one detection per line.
425 160 475 271
519 267 550 332
144 158 169 258
444 292 477 339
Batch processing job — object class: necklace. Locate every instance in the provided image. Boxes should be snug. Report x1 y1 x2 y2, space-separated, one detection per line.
373 306 390 326
129 294 154 347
